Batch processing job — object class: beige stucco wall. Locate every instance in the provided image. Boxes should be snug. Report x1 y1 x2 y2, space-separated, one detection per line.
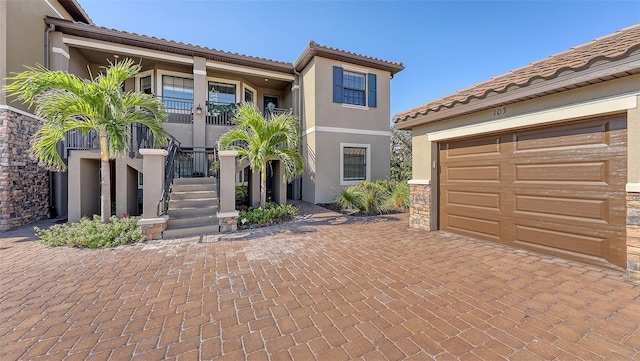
3 0 74 110
300 56 393 203
628 95 640 185
0 0 7 105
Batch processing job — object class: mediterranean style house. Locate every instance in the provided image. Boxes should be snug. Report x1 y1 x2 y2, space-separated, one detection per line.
0 0 404 236
393 24 640 282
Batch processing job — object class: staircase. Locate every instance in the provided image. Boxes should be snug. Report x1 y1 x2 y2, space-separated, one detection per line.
163 177 220 238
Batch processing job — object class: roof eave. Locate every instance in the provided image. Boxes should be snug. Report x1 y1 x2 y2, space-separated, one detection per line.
58 0 93 25
393 55 640 129
294 42 404 75
44 17 295 75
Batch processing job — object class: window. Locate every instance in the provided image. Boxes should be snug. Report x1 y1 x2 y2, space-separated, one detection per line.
208 81 236 105
333 66 377 108
342 71 366 106
244 88 254 104
341 144 370 184
162 75 193 101
140 76 152 95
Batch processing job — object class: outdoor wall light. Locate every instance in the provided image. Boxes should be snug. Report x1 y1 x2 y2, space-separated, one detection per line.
196 104 202 115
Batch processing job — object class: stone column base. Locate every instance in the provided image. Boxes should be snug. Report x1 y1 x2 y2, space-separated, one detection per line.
409 181 431 231
138 216 168 240
627 192 640 284
218 211 238 233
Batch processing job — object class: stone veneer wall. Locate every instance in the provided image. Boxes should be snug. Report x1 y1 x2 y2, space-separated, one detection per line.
0 109 49 231
409 183 431 231
219 215 238 233
627 192 640 283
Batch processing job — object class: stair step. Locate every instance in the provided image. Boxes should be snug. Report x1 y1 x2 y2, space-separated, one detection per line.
169 198 218 208
172 184 217 193
173 177 217 185
170 189 217 199
168 206 218 218
168 214 218 228
163 224 219 238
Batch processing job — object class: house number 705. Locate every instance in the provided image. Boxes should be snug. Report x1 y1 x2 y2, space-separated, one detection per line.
493 107 507 116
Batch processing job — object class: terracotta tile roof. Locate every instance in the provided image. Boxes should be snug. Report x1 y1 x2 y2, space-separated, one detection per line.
394 23 640 125
294 41 404 75
58 0 93 24
45 17 295 74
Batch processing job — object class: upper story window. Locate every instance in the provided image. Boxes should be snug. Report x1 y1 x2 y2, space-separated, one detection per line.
209 82 236 105
342 71 366 106
333 66 377 108
162 75 193 101
244 88 254 104
140 76 152 95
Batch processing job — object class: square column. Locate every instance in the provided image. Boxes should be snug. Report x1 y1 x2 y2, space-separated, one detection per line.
138 149 168 240
217 150 238 232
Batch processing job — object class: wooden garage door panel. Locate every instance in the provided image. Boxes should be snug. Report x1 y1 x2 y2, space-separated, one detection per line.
439 115 627 269
514 162 608 183
514 122 608 151
514 194 608 222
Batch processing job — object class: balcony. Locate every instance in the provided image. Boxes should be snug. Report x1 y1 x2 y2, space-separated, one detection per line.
64 123 157 158
158 96 193 124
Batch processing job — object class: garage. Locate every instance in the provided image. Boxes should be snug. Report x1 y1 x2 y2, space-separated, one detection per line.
439 115 627 269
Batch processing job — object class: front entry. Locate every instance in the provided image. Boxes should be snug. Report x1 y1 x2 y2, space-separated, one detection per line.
263 95 279 113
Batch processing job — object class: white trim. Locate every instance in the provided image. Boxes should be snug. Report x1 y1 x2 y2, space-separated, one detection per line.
304 126 390 137
52 47 70 60
627 183 640 193
218 150 239 157
193 69 207 76
205 61 294 81
342 64 369 74
0 105 45 121
217 211 239 218
408 179 431 185
137 216 168 225
341 103 369 111
427 93 639 141
340 143 371 186
42 0 64 18
63 35 194 65
139 149 168 156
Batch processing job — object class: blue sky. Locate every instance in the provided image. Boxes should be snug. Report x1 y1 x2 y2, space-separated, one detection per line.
78 0 640 121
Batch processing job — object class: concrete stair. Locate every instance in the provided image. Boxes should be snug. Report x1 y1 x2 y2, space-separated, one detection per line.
163 177 220 238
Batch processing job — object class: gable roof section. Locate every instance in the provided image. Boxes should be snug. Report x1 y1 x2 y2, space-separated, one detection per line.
58 0 92 24
294 41 404 75
44 17 295 74
394 23 640 128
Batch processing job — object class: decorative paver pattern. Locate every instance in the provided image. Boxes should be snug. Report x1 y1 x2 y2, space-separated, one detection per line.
1 204 639 360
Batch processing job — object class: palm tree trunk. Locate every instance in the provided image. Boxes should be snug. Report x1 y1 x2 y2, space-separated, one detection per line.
260 163 267 209
99 135 111 223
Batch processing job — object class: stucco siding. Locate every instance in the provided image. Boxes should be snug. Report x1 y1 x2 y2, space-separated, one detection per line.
4 0 73 111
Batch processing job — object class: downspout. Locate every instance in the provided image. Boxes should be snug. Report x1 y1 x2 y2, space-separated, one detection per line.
44 23 56 216
293 68 303 200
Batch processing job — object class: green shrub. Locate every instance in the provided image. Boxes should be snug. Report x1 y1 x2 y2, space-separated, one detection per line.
238 203 298 229
333 180 409 215
235 184 249 206
34 215 145 248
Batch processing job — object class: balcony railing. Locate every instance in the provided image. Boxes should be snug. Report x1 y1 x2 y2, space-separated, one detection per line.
264 107 292 119
157 96 193 124
64 123 157 158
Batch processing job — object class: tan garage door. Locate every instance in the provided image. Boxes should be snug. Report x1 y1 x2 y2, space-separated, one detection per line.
439 115 627 269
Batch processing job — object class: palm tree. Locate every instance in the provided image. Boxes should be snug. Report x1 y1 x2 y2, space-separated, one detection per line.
4 58 168 223
218 103 304 209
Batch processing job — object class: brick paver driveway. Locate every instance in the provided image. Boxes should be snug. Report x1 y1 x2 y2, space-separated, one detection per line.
2 204 640 360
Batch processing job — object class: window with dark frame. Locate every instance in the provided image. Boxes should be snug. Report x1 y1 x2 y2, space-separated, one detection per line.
244 88 254 104
343 147 367 181
342 71 366 106
140 76 152 94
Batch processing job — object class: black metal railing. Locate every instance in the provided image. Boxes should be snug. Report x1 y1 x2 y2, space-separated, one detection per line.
173 148 219 178
64 123 157 158
157 135 180 216
157 96 194 124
